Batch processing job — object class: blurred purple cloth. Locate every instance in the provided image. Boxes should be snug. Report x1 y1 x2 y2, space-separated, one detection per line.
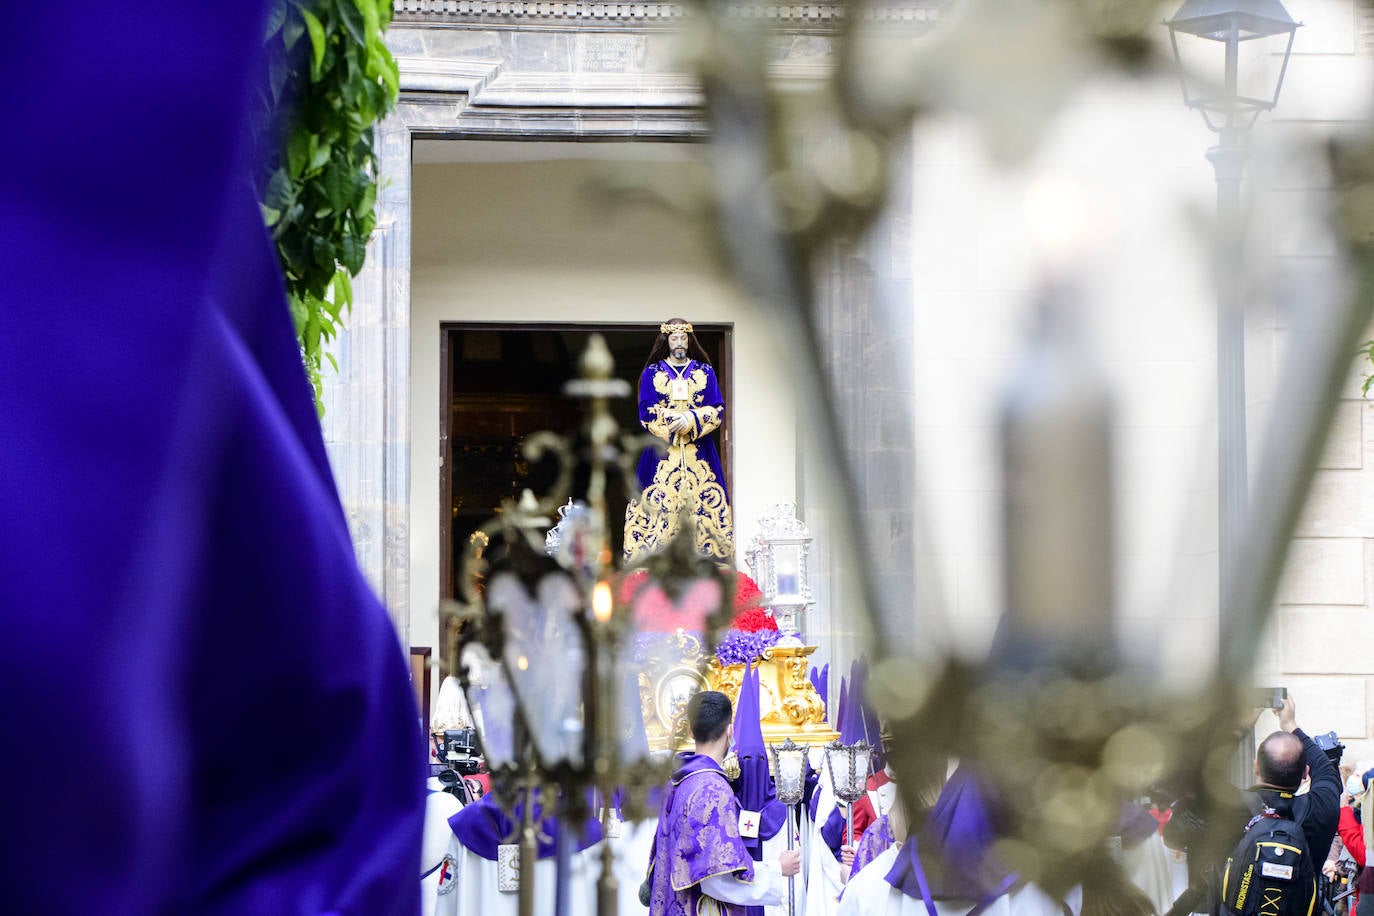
836 676 850 741
0 3 424 913
449 792 602 860
821 805 848 859
884 767 1015 905
809 663 830 716
850 813 896 878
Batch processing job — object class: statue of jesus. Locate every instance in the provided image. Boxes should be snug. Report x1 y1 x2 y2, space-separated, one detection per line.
623 319 735 562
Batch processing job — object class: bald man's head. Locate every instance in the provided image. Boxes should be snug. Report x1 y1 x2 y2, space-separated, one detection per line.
1255 731 1305 790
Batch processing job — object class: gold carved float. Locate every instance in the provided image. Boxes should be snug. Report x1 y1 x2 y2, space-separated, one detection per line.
637 633 838 753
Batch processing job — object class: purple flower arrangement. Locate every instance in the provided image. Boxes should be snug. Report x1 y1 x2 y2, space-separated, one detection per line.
630 627 782 668
714 627 781 667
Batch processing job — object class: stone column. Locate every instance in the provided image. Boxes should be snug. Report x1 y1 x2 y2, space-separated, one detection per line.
802 135 918 693
320 111 414 647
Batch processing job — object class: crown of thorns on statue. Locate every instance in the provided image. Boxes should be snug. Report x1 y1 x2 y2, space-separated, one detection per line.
660 322 693 334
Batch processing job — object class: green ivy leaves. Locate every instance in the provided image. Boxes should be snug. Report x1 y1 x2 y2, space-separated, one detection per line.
256 0 398 415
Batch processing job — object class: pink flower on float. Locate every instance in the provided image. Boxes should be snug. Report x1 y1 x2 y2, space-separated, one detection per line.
621 569 723 634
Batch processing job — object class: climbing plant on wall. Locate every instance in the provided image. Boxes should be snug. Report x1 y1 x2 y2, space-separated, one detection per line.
255 0 399 414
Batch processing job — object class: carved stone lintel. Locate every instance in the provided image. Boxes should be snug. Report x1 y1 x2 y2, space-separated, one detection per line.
393 0 945 33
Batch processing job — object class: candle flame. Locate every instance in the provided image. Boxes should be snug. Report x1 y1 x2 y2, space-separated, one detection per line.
592 581 613 623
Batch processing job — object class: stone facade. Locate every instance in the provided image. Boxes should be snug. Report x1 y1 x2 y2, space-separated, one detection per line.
323 1 1374 763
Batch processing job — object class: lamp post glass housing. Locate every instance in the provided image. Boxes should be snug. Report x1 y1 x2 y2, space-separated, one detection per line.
770 738 809 916
745 503 814 643
824 738 872 845
769 739 809 805
488 569 588 768
1165 0 1299 135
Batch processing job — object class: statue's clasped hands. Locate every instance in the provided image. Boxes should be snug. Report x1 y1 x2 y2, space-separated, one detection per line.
667 411 695 436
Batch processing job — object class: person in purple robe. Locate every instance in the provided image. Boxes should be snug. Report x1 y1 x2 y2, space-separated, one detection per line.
1 3 423 912
731 664 792 916
648 691 801 915
624 319 735 562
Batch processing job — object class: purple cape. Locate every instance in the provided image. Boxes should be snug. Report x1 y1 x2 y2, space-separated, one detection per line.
0 3 424 912
448 793 602 861
649 753 757 916
822 805 848 859
884 767 1016 906
850 813 897 878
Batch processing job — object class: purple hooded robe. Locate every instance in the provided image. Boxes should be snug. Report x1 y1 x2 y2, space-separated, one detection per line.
0 3 424 911
649 753 758 916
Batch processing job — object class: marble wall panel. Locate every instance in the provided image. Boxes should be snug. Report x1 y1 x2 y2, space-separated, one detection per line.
1318 400 1365 469
1291 0 1358 56
1279 606 1374 673
1278 537 1367 605
1273 675 1368 737
1296 469 1374 538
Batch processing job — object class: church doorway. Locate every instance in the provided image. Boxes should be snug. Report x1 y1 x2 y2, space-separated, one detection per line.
438 323 732 604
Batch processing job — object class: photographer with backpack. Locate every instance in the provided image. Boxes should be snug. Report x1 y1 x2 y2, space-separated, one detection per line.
1166 695 1342 916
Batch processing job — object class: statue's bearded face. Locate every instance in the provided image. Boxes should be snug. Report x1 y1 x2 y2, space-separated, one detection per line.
668 331 689 361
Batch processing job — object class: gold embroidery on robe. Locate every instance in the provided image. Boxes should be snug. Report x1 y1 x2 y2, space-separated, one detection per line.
626 366 734 562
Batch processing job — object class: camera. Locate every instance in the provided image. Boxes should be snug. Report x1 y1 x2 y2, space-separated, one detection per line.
1250 686 1288 709
433 728 481 773
431 728 484 804
1313 730 1345 767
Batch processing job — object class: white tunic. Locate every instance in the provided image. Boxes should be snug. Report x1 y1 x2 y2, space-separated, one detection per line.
431 835 598 916
421 790 464 916
805 777 846 916
602 815 657 915
1120 832 1190 915
835 847 1081 916
763 809 806 916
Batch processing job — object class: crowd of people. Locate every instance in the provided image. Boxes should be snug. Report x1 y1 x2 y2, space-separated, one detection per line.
425 680 1374 916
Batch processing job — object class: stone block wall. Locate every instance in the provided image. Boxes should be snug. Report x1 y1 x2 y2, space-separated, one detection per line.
1239 0 1374 770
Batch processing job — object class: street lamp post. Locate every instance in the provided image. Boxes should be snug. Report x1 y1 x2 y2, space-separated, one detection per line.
1164 0 1299 627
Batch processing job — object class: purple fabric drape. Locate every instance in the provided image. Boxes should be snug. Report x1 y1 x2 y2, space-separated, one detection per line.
448 792 602 861
0 4 425 913
810 663 830 717
884 767 1015 903
850 813 897 878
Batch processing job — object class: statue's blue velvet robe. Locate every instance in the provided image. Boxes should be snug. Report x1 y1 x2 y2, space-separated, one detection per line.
625 359 735 560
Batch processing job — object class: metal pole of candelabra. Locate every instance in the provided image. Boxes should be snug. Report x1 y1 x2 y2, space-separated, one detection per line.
824 739 871 862
787 806 797 916
771 738 808 916
554 820 573 916
597 809 617 916
518 780 537 916
590 585 620 916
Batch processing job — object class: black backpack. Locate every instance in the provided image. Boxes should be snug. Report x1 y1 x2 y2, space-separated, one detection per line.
1219 804 1317 916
